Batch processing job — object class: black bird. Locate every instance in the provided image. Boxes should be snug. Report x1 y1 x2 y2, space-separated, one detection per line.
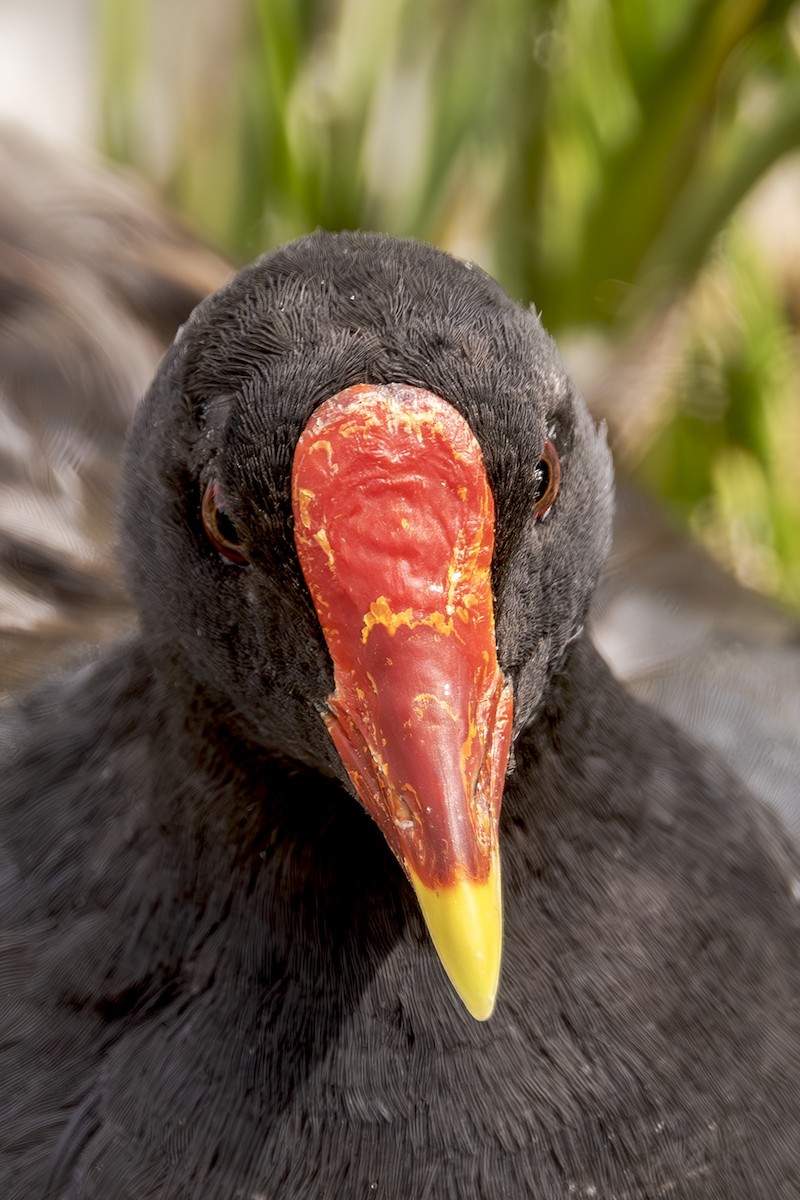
2 125 798 853
1 231 798 1199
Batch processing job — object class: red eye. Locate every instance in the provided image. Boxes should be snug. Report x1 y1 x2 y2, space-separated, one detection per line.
533 440 560 521
201 482 249 564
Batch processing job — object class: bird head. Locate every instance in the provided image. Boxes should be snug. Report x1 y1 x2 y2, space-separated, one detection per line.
120 232 613 1020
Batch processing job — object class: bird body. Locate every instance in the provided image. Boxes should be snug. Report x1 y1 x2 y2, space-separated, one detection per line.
1 232 798 1198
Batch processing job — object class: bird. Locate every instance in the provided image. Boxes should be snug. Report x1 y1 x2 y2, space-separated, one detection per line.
1 123 799 857
1 230 798 1199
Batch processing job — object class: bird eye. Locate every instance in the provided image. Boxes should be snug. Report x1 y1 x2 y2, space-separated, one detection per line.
201 482 249 564
532 441 560 521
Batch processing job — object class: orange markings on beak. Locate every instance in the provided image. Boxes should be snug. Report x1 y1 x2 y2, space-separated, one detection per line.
292 383 513 1019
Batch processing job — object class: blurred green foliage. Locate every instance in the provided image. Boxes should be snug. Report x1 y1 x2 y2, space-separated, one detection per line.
98 0 800 611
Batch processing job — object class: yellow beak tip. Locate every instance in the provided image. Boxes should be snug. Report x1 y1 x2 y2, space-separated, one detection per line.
408 856 503 1022
464 990 497 1022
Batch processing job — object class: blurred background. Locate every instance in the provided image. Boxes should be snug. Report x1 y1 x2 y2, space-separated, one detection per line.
2 0 798 616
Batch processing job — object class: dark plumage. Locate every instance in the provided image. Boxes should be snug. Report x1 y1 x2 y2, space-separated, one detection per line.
1 231 798 1198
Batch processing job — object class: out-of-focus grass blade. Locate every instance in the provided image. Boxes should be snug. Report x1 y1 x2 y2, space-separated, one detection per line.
633 79 800 308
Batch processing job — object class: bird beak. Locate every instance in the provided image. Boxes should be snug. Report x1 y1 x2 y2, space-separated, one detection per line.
292 383 513 1020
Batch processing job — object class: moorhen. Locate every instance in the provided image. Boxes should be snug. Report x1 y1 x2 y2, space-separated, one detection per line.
1 231 798 1199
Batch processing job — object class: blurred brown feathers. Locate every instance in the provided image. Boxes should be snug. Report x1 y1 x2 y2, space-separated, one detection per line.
0 126 229 691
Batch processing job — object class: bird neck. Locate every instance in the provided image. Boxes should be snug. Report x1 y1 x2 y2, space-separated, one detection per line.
506 630 652 830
